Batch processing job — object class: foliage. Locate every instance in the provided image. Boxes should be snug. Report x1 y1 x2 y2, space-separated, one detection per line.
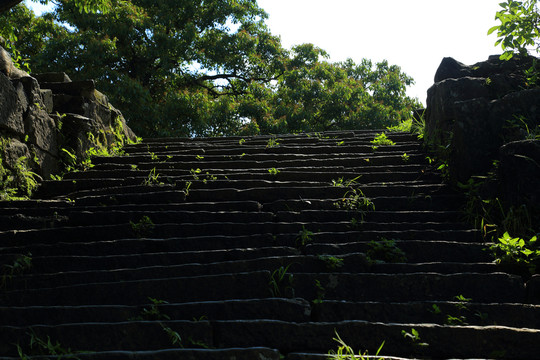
327 330 386 360
16 330 81 359
1 253 32 288
296 225 314 248
401 328 429 348
1 2 420 138
268 264 294 297
366 238 407 264
490 231 540 274
130 215 155 238
317 254 344 270
371 132 395 150
0 152 41 201
488 0 540 60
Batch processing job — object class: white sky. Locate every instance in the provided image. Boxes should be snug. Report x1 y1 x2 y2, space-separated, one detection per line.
27 0 505 104
257 0 504 104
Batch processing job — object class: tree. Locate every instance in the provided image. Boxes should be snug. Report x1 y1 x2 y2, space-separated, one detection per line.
488 0 540 60
2 1 420 137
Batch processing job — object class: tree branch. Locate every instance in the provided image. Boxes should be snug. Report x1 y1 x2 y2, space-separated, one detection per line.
0 0 23 13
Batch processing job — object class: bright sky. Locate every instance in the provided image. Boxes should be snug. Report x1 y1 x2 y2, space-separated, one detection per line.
27 0 505 104
257 0 503 104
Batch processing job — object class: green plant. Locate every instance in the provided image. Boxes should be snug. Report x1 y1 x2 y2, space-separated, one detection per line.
318 255 344 270
331 175 361 188
16 330 81 359
268 264 294 297
333 188 375 218
138 297 170 321
327 330 386 360
183 181 192 196
268 167 280 175
490 231 540 274
313 279 325 305
401 328 428 347
488 0 539 60
296 225 314 248
161 325 183 347
239 138 246 145
401 153 410 162
142 168 163 186
366 238 407 263
266 137 280 149
371 132 396 150
1 253 32 289
130 216 155 238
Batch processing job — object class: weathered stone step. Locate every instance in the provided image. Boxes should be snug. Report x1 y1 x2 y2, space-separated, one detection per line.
290 272 526 303
1 271 272 306
26 209 466 229
0 320 213 356
37 174 442 199
6 348 282 360
5 253 499 289
211 320 540 359
1 271 526 307
315 300 540 328
60 164 431 179
117 145 422 161
0 221 478 248
101 144 423 160
3 319 535 359
0 298 311 326
89 153 427 169
0 235 489 266
305 240 492 263
128 131 418 149
266 194 466 212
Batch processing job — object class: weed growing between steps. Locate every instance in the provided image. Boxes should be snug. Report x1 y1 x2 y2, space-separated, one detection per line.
459 177 539 276
0 253 32 289
428 295 490 326
0 137 41 200
130 215 155 238
15 330 83 360
370 132 395 151
327 330 386 360
366 238 407 264
268 264 295 297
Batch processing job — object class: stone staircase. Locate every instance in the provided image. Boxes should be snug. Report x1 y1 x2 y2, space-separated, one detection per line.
0 130 539 359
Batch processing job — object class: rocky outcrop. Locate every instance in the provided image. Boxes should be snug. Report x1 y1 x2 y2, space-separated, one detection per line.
0 45 136 194
425 55 540 211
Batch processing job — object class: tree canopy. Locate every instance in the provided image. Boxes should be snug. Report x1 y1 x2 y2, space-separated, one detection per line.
1 0 421 137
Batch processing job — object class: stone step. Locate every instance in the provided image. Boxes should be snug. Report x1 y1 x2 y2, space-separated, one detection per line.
36 174 442 199
1 271 272 306
0 237 490 264
4 255 499 289
60 164 432 180
0 298 311 326
0 222 479 248
101 144 423 160
1 271 527 307
1 320 538 359
89 153 427 169
12 209 464 229
211 320 540 359
314 300 540 329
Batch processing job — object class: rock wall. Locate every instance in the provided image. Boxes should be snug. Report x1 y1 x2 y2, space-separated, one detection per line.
0 45 136 190
425 55 540 212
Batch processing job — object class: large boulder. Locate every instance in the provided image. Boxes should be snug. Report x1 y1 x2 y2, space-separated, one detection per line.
499 140 540 210
0 45 137 192
425 55 540 184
